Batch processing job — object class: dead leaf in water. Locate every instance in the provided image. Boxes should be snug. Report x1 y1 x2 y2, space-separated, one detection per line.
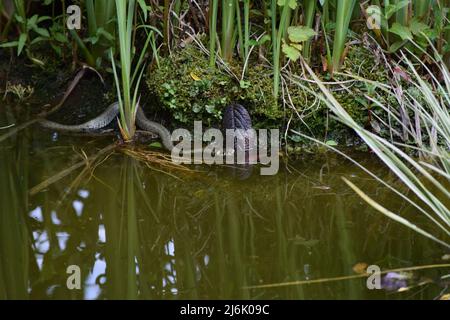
396 286 410 292
353 262 369 274
312 185 331 190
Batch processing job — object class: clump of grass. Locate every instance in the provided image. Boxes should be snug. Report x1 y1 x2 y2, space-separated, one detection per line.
111 0 152 141
297 51 450 249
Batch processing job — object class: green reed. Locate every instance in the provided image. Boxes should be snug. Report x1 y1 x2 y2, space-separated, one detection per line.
272 0 292 101
221 0 237 62
302 0 316 61
111 0 152 141
331 0 356 72
243 0 250 61
209 0 219 67
0 119 30 299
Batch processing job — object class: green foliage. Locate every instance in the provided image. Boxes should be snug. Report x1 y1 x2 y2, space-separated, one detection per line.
282 26 316 62
70 0 116 67
147 45 284 126
0 0 68 65
364 0 445 55
147 43 391 148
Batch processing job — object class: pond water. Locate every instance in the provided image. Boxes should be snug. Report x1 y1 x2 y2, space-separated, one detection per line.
0 116 448 300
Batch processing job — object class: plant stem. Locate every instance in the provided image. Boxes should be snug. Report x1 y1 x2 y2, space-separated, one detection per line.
331 0 356 72
209 0 219 67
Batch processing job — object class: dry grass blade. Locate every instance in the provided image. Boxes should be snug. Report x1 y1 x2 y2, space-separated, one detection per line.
244 264 450 289
120 147 193 179
343 177 450 249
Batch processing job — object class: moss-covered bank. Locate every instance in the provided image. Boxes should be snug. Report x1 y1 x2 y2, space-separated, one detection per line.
146 43 391 149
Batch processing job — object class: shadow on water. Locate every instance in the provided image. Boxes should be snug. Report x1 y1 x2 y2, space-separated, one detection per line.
0 123 448 300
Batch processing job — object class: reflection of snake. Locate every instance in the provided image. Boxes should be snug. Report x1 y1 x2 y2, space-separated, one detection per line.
40 102 175 151
41 103 256 179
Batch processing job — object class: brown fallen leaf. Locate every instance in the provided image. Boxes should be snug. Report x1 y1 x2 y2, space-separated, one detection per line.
353 262 369 274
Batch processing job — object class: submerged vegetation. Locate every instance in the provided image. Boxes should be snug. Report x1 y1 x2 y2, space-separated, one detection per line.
0 0 450 299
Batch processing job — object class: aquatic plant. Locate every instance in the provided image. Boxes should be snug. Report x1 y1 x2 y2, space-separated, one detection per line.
70 0 116 67
331 0 356 72
0 0 52 65
111 0 151 141
271 0 293 101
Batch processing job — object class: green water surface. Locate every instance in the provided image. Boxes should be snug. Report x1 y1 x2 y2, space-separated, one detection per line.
0 121 448 300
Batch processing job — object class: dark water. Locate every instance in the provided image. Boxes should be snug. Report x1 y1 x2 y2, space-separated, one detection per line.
0 122 448 300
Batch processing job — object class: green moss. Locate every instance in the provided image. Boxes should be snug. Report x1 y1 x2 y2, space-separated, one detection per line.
147 45 283 127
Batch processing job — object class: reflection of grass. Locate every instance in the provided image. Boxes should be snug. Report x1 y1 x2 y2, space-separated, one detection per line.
7 146 447 299
0 131 29 299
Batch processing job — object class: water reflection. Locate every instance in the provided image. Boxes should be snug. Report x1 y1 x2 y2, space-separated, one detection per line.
0 129 448 300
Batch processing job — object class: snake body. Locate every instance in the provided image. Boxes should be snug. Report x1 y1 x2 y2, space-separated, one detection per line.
40 103 252 156
136 106 174 151
40 102 175 151
40 102 120 133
